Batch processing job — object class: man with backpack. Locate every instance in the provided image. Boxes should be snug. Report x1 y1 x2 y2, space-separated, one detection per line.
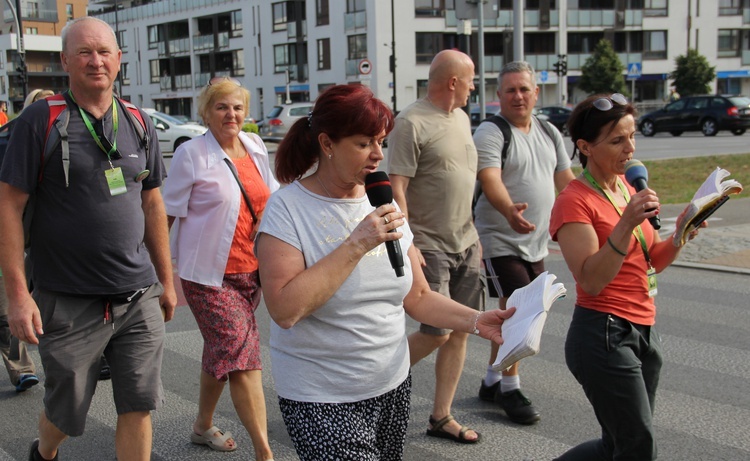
0 17 176 461
473 61 574 424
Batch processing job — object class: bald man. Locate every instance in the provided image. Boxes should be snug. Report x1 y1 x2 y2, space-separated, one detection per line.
387 50 484 444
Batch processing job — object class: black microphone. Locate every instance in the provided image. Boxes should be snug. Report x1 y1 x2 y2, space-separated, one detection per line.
624 159 661 230
365 171 405 277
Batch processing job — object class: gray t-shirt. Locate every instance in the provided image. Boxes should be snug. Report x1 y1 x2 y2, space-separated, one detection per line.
0 94 164 294
257 181 413 403
473 116 571 262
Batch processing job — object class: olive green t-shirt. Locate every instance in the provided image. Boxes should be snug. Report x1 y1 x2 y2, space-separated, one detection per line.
388 99 478 253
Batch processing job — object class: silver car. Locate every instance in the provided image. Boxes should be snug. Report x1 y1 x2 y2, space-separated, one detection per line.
260 102 313 142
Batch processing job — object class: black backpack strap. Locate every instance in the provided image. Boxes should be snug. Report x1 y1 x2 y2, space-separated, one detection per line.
534 114 559 144
473 115 513 216
484 114 513 169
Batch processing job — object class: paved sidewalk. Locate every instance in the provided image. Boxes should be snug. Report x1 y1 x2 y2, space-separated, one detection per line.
550 197 750 275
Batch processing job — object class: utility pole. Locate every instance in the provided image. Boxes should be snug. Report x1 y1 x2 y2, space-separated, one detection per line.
390 0 396 113
6 0 28 104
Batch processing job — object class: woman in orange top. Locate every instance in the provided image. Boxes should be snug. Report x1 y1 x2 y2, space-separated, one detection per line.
163 77 278 460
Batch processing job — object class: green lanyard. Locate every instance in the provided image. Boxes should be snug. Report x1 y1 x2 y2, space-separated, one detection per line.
68 90 119 168
583 169 652 268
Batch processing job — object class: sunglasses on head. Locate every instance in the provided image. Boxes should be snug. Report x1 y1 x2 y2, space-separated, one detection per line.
208 76 242 87
592 93 628 112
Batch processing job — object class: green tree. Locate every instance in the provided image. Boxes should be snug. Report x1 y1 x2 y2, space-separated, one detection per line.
578 39 629 97
669 49 715 97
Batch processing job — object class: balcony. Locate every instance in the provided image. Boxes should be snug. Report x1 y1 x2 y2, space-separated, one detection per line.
565 52 644 72
288 20 307 40
445 9 559 28
192 33 229 53
160 74 193 92
158 37 191 57
27 62 65 73
567 9 642 28
344 11 366 32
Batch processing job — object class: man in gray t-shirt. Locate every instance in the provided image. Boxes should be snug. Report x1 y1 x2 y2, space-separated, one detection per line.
474 62 574 425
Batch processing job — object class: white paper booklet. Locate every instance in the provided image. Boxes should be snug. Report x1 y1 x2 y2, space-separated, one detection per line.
492 271 567 371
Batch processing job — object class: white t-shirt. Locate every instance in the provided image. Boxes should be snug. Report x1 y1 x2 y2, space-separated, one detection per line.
257 181 414 403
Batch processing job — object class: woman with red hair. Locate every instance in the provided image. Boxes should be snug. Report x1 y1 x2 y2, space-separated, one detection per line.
255 84 514 460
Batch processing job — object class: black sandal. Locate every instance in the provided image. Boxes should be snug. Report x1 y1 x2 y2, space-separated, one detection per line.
425 414 481 444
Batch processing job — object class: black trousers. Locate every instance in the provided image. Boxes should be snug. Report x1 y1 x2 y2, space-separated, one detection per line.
554 306 662 461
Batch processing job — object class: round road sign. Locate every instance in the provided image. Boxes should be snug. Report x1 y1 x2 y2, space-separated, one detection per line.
359 59 372 75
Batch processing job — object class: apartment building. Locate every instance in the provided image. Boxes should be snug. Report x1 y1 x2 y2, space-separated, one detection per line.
4 1 749 121
0 0 87 113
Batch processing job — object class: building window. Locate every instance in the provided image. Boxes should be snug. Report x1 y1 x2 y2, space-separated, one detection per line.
317 38 330 70
317 0 329 26
415 0 455 17
117 30 127 52
643 30 667 59
567 0 615 8
26 2 39 19
644 0 667 16
272 2 287 32
148 25 159 49
274 44 292 73
66 3 74 21
231 10 243 38
524 32 555 54
718 29 741 57
150 60 160 83
121 62 130 85
233 50 245 75
25 27 38 35
719 0 743 15
346 0 366 13
499 0 557 7
416 33 437 63
347 34 367 60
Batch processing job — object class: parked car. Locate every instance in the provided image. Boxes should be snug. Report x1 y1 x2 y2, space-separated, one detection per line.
142 108 208 155
536 106 572 135
469 102 500 133
259 102 314 142
638 95 750 137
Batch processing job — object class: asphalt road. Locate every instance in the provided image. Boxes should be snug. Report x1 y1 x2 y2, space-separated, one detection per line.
2 134 747 460
1 254 748 460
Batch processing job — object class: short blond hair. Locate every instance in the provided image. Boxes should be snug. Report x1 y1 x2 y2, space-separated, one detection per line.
197 79 250 124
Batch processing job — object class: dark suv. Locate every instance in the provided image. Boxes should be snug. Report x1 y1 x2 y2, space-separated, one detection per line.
638 95 750 137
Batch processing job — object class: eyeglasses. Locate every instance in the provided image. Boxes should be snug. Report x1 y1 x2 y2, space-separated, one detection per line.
208 76 242 87
592 93 628 112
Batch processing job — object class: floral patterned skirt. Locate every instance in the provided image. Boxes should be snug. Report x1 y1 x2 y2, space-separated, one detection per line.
181 272 262 381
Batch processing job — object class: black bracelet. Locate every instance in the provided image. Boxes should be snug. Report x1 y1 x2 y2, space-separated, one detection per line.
607 236 627 256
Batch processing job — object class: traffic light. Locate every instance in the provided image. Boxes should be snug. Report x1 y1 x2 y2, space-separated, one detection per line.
560 60 567 76
553 61 561 76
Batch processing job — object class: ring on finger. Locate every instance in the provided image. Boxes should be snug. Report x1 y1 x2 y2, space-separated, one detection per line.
384 215 390 224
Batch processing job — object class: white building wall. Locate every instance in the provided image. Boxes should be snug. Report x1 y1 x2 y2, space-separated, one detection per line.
84 0 750 121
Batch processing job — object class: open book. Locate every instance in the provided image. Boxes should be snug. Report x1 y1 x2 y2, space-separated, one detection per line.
492 271 567 371
673 167 744 247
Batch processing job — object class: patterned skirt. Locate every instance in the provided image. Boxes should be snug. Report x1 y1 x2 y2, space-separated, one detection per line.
181 272 262 381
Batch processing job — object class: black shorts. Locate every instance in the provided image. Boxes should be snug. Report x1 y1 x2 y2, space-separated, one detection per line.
484 255 545 300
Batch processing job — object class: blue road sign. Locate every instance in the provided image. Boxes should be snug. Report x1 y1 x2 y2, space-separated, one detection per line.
627 62 642 80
